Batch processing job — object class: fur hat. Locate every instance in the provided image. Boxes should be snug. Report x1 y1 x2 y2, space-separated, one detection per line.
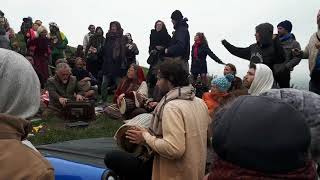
49 22 59 29
277 20 293 33
171 10 183 21
211 74 234 92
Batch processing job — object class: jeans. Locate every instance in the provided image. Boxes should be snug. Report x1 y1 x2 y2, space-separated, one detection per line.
101 75 121 102
104 150 153 180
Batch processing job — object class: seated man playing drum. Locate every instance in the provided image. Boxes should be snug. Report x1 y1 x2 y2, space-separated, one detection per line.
45 63 86 117
104 64 149 120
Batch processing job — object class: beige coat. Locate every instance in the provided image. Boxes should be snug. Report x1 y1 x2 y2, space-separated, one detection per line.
143 97 210 180
302 30 320 73
0 114 54 180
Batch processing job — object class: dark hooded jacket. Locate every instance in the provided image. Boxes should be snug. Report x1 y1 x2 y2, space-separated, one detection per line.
166 18 190 60
222 23 286 75
101 21 127 77
149 28 171 53
212 96 312 174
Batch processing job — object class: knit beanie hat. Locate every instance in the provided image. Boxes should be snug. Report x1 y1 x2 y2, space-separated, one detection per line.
171 10 183 22
211 74 234 92
0 49 40 119
277 20 293 33
260 88 320 163
213 95 311 173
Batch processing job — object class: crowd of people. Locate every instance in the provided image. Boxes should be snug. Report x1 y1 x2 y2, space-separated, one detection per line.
1 8 320 180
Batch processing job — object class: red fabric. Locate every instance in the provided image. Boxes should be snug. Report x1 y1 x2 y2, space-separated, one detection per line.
113 78 140 103
113 66 146 103
193 40 201 59
29 37 51 82
208 155 317 180
136 66 146 84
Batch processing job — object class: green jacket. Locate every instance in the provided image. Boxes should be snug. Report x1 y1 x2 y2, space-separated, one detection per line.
47 75 83 109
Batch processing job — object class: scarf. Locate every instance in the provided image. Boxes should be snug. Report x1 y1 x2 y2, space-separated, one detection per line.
208 155 317 180
248 64 274 96
149 85 195 136
193 40 201 59
106 31 125 61
279 33 292 42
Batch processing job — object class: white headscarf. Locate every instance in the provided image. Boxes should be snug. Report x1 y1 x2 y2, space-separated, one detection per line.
248 64 274 96
0 49 40 119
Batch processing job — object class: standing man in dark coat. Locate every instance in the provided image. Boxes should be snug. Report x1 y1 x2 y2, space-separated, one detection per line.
101 21 127 102
221 23 287 88
164 10 190 72
276 20 301 88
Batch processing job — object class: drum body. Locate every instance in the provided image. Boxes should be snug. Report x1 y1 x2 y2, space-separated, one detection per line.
119 98 136 115
64 100 96 122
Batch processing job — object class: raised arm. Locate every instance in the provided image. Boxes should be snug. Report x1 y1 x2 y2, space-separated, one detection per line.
204 44 224 64
221 39 251 60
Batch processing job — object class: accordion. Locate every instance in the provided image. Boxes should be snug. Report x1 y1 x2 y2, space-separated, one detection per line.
64 100 96 122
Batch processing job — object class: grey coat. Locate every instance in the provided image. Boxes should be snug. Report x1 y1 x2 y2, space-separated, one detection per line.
260 88 320 163
280 37 301 70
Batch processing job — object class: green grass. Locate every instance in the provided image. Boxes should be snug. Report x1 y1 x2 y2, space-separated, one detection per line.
29 115 122 146
29 95 122 146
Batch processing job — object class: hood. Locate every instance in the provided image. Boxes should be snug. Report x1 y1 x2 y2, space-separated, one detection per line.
0 114 32 140
212 95 311 173
256 23 274 46
165 85 195 101
248 64 274 95
174 17 189 30
0 49 40 119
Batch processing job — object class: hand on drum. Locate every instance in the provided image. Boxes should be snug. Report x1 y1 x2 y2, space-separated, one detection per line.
148 102 158 109
59 97 68 107
76 94 85 101
125 127 148 145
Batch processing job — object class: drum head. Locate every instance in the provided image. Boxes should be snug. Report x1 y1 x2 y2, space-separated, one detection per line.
119 98 126 114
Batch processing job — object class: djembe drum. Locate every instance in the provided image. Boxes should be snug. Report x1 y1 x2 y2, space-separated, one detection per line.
114 113 153 162
64 100 96 122
119 98 136 115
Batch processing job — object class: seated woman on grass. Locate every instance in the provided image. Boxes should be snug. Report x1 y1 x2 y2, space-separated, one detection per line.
104 64 148 120
202 74 234 117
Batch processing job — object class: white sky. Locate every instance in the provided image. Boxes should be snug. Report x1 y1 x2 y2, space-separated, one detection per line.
2 0 320 88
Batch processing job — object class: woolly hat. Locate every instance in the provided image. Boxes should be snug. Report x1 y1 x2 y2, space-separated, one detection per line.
171 10 183 21
49 22 59 29
260 88 320 163
211 74 234 92
277 20 293 33
0 49 40 119
213 95 311 173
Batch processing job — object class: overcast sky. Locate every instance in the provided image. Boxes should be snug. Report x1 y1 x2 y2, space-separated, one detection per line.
2 0 320 88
